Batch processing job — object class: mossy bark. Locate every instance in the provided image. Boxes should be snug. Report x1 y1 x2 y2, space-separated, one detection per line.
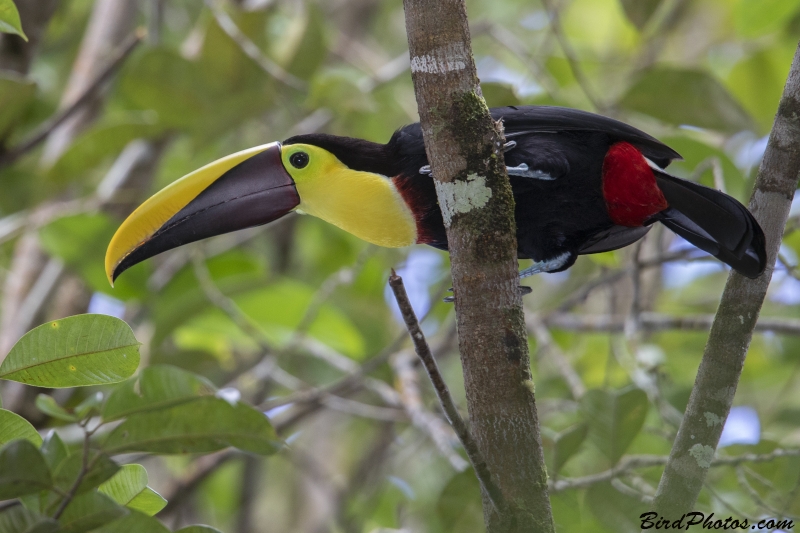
652 41 800 518
403 1 555 531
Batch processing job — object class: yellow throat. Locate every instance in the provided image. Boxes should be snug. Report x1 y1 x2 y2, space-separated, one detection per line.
283 144 417 248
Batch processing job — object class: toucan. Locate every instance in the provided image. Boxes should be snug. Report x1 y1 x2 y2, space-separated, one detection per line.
105 106 767 286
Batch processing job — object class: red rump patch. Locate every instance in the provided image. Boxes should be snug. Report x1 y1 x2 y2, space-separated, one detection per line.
602 142 669 226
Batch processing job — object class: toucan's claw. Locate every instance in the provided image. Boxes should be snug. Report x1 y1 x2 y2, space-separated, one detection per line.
519 252 571 279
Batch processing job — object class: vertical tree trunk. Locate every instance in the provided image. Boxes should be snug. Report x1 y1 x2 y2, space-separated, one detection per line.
402 1 555 531
652 41 800 517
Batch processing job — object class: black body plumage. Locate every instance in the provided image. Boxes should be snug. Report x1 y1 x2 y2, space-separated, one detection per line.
285 105 766 278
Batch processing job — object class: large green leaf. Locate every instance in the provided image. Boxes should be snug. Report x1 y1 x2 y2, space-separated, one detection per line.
40 431 69 472
98 464 167 516
39 213 148 300
102 365 217 421
734 0 800 38
93 511 169 533
102 396 281 455
619 68 755 132
0 409 42 447
618 0 662 30
581 387 649 465
586 482 649 533
0 0 26 40
0 73 35 137
47 119 161 184
53 451 119 496
118 49 209 130
58 492 127 533
35 394 79 422
436 471 485 533
0 440 53 500
552 423 589 474
0 314 140 388
0 506 58 533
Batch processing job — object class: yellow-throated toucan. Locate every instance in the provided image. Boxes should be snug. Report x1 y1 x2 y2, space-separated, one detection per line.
105 105 767 285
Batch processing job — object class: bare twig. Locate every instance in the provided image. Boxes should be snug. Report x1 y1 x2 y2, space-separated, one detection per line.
540 0 603 110
391 348 469 470
0 29 144 167
541 312 800 336
527 313 586 399
388 271 506 512
652 43 800 517
205 0 307 91
551 449 800 492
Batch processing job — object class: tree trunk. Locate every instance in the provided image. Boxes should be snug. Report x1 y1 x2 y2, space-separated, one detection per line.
402 1 555 531
651 40 800 518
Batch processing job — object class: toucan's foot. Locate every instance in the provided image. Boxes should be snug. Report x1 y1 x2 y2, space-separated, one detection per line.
442 285 532 303
519 252 571 279
507 163 556 181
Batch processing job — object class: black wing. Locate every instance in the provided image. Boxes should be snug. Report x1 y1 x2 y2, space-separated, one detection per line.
491 105 682 169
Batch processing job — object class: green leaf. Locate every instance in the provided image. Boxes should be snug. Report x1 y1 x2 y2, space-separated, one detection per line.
35 394 79 422
0 314 140 388
0 409 42 447
0 440 53 499
586 482 648 533
618 0 662 30
127 488 167 516
175 527 224 533
39 213 148 300
40 430 69 471
118 49 209 130
73 392 104 419
53 451 119 496
620 68 755 132
58 491 127 533
734 0 800 38
552 422 589 473
0 0 27 40
0 506 58 533
47 119 161 184
98 464 166 516
581 387 649 464
436 471 485 533
102 365 217 421
103 396 282 455
93 510 169 533
277 4 327 80
0 73 36 137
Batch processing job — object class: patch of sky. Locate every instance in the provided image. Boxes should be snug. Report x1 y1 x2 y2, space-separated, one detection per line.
476 56 542 97
718 405 760 447
87 292 126 319
662 236 725 289
384 249 444 335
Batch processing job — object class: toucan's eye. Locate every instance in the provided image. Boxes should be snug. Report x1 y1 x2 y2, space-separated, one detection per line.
289 151 309 169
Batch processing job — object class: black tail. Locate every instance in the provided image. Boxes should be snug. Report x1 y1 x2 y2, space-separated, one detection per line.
650 169 766 279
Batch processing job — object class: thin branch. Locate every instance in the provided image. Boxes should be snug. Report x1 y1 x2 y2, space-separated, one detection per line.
388 270 506 512
550 449 800 492
205 0 307 91
541 312 800 336
527 313 586 399
539 0 603 110
652 42 800 516
0 29 145 167
391 348 469 471
52 423 92 519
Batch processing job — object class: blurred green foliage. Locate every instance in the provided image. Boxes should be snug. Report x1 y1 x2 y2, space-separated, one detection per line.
0 0 799 531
